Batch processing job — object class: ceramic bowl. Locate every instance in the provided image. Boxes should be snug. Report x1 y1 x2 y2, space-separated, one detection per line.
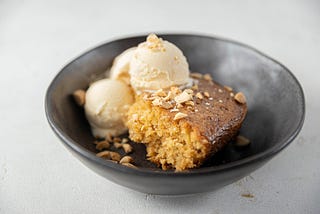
45 34 305 195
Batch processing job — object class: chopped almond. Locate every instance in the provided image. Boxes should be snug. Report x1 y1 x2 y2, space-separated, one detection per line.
174 112 188 120
234 92 246 104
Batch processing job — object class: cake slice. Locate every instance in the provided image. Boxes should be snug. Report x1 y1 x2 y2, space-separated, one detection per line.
126 74 247 171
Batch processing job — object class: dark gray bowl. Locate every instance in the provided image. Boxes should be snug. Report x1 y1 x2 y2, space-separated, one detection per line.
45 34 305 195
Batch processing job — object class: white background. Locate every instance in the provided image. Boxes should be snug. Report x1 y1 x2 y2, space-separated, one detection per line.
1 0 319 213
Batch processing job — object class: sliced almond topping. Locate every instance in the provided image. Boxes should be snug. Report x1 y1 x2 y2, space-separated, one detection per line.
73 89 86 106
174 112 188 120
235 135 250 147
122 144 133 154
196 92 203 99
224 85 233 91
119 156 133 164
95 141 110 151
234 92 246 104
204 92 210 97
174 91 192 104
190 72 203 79
203 74 212 81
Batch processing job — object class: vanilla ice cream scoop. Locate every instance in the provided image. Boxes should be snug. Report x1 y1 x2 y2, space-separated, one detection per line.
110 47 136 85
85 79 134 138
129 34 190 91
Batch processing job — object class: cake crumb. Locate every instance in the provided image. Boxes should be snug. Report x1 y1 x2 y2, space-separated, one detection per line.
174 112 188 120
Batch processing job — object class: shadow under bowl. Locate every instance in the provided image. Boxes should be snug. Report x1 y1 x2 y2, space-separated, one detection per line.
45 34 305 195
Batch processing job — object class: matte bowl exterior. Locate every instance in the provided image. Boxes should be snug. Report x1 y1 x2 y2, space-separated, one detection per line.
45 34 305 195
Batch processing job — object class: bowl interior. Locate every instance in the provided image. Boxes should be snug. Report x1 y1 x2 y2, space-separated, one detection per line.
46 34 304 170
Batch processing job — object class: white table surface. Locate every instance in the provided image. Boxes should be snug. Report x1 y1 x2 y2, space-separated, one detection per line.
1 0 319 213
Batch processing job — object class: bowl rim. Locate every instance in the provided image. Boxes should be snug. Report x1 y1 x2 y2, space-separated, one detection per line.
45 33 305 176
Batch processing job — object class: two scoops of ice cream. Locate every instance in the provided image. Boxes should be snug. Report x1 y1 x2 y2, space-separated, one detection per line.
85 34 190 138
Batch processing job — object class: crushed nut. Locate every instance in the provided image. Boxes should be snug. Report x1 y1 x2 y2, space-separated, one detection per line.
191 84 199 90
218 100 223 103
230 92 235 97
119 156 133 164
121 138 129 144
162 91 173 101
121 162 137 168
204 92 210 97
234 92 246 104
96 151 121 161
170 108 179 112
185 101 194 106
176 103 183 108
113 142 122 149
218 89 223 93
203 74 212 81
152 98 162 106
224 86 233 91
160 101 173 109
155 89 167 97
190 73 203 79
95 141 110 151
113 137 122 143
209 97 213 101
109 151 121 161
184 89 194 95
205 102 210 106
174 112 188 120
73 89 86 106
196 92 203 99
105 133 113 142
235 135 250 147
122 144 133 154
174 91 192 104
170 86 182 95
